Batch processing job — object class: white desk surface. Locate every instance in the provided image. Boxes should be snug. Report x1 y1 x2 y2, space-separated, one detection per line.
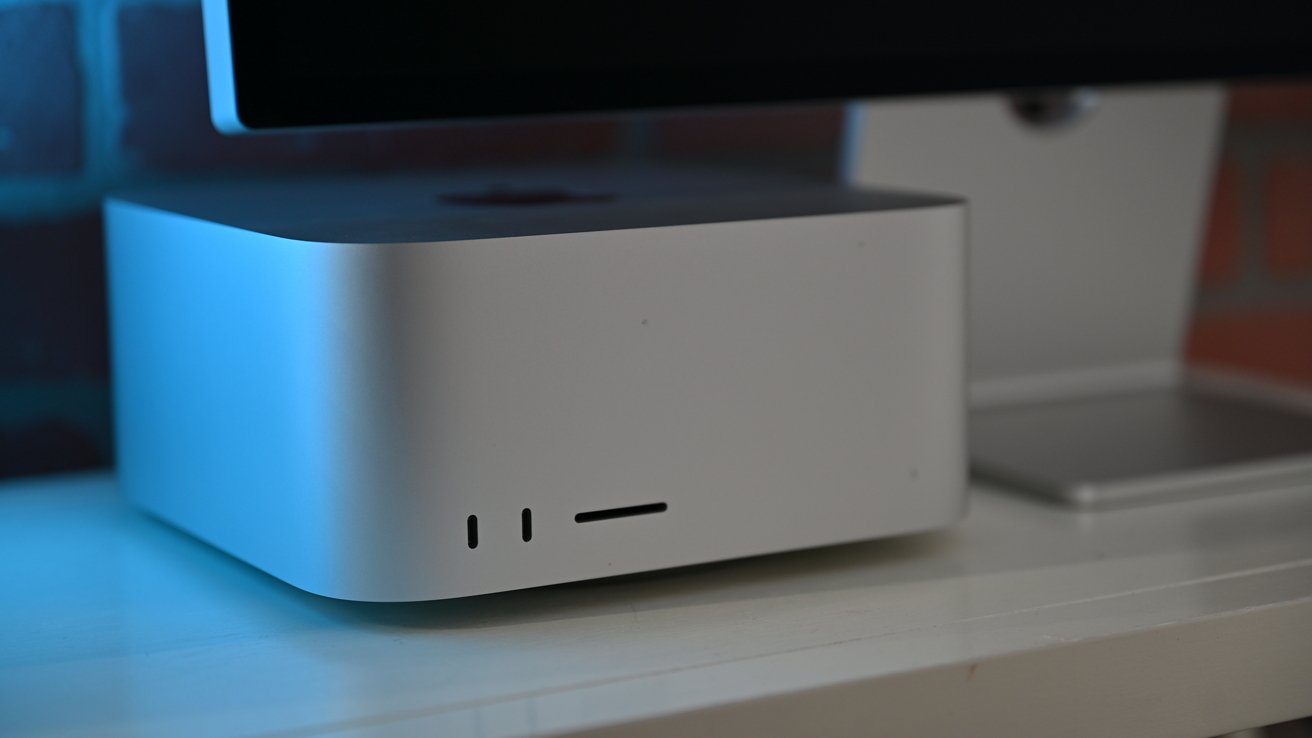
2 472 1310 738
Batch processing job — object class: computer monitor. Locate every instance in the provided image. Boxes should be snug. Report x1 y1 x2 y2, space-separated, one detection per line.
199 1 1312 507
203 2 1311 131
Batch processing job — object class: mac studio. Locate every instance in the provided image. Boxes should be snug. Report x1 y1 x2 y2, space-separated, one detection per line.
4 3 1312 737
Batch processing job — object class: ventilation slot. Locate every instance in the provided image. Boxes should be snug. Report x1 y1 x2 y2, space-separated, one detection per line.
521 508 533 542
575 502 668 523
466 515 479 549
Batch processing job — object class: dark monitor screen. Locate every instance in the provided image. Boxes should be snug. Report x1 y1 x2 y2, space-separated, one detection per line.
210 2 1312 130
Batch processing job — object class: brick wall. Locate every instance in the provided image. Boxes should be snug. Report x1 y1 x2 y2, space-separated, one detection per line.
1188 84 1312 386
0 0 1307 480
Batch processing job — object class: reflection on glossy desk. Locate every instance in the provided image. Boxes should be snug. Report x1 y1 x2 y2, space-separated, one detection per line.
2 472 1310 737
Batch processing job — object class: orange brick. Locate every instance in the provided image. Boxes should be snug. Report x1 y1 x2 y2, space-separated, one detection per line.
1188 308 1312 387
1228 82 1312 126
1265 156 1312 278
1197 159 1243 287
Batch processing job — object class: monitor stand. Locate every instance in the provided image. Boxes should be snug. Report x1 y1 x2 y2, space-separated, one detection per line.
845 84 1312 508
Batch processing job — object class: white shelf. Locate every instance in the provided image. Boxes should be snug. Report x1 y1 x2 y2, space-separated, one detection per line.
2 472 1310 737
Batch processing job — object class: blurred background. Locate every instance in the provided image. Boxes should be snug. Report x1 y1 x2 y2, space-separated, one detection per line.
2 0 1310 480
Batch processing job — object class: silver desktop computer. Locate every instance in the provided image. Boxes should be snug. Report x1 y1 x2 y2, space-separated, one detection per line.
104 2 1312 600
